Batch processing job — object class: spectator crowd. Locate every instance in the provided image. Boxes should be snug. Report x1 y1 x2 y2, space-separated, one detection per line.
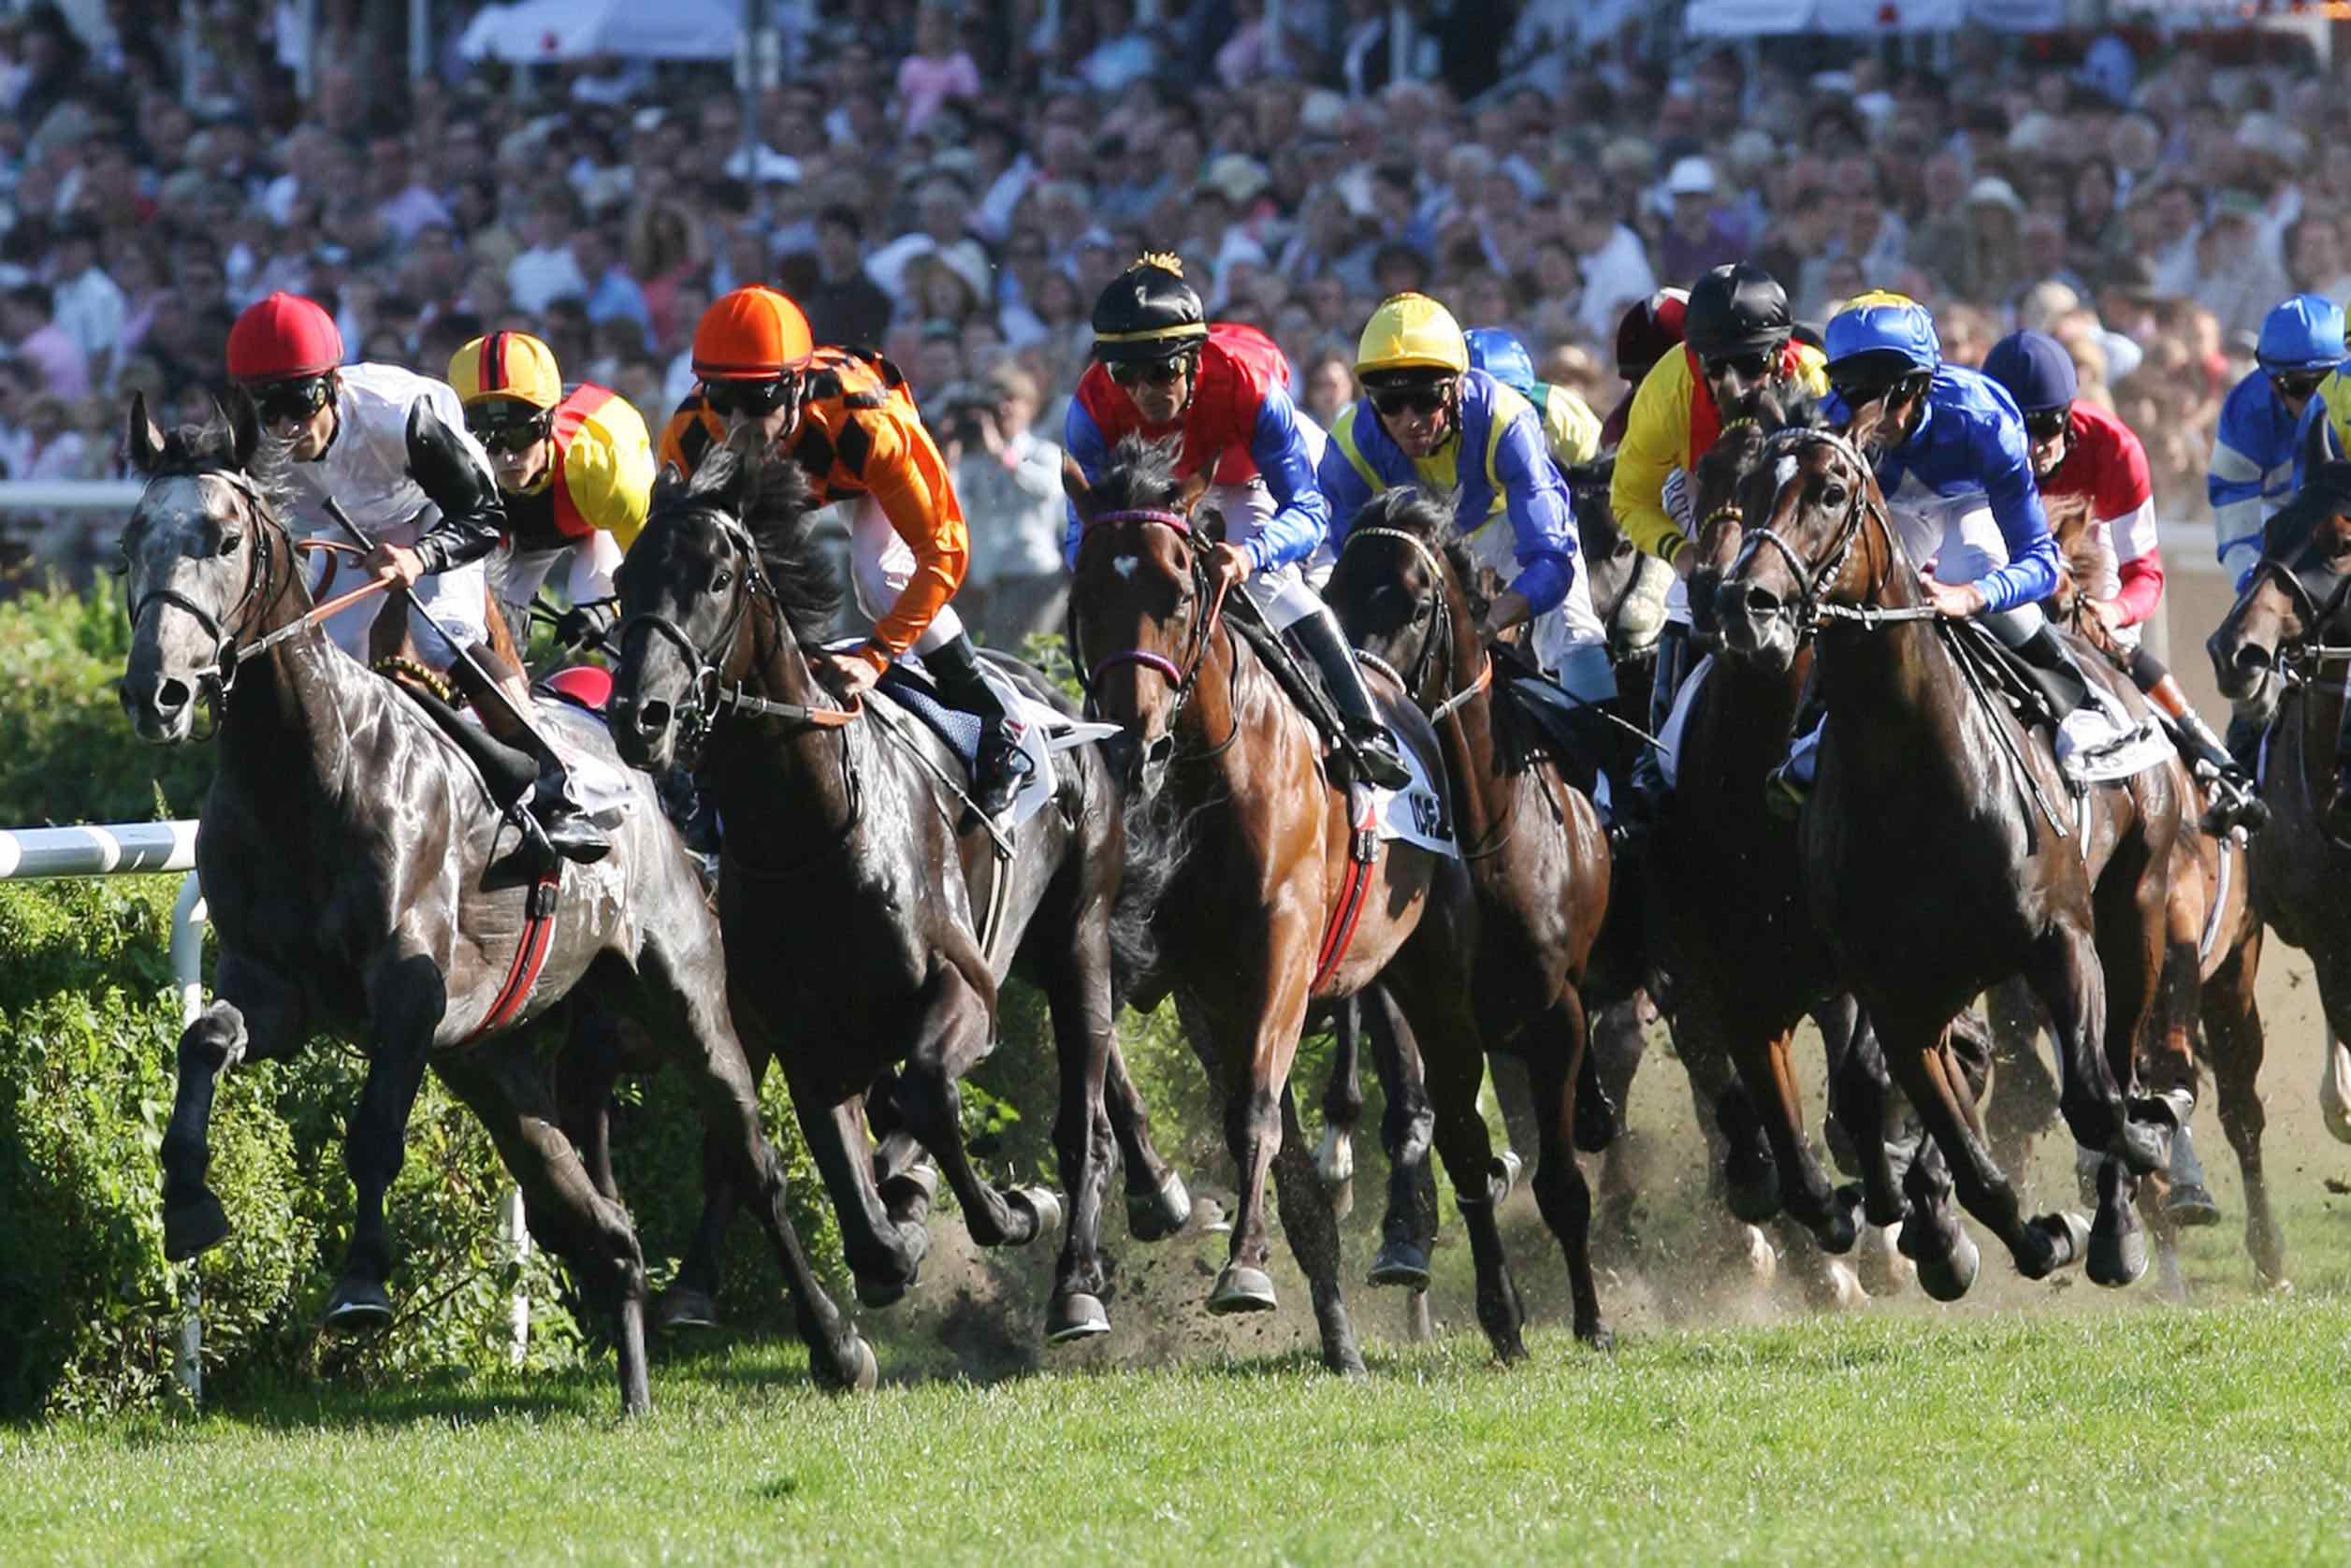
0 0 2332 636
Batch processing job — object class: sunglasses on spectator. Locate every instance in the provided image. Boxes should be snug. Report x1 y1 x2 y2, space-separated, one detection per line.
2271 370 2329 399
1701 351 1772 383
1369 384 1448 417
2022 409 2072 442
1108 357 1187 388
252 376 332 425
468 411 552 455
704 379 794 418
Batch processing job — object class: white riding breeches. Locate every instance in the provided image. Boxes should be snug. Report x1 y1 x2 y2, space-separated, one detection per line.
1461 514 1615 701
489 531 624 647
301 510 488 666
849 493 964 656
1888 488 2047 640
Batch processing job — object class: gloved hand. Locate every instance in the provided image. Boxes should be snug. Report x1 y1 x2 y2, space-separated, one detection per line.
554 598 618 649
1610 552 1675 659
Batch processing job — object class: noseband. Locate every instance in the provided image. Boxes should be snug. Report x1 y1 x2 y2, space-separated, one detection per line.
1729 429 1933 636
1339 525 1489 723
614 514 858 759
2244 549 2351 682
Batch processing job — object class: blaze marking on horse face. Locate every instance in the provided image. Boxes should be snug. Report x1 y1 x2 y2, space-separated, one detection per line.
1774 456 1799 493
1113 554 1139 579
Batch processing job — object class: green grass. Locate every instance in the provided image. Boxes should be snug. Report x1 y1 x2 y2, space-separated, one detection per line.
6 1292 2349 1566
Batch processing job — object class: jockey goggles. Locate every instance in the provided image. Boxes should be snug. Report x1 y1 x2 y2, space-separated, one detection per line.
2270 367 2329 400
2022 407 2072 442
466 405 552 455
1370 383 1448 417
703 377 795 418
1107 355 1188 388
250 374 333 425
1699 348 1774 383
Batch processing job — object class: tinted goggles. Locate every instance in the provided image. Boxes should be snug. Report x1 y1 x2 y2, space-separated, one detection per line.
1830 374 1903 410
2270 369 2329 400
1369 383 1448 417
2022 408 2071 443
468 409 552 455
1108 356 1187 388
704 378 794 418
1700 350 1773 383
251 376 333 425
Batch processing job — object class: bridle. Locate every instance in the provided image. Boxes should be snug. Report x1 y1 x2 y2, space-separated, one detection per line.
613 511 859 762
1338 524 1489 725
1073 506 1234 740
1727 428 1935 638
2242 546 2351 686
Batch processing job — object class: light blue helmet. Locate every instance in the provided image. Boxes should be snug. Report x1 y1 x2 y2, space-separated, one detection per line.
2256 294 2345 372
1822 290 1942 373
1464 327 1538 400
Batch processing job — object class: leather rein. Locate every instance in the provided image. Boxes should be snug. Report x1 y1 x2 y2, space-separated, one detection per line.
1727 428 1937 639
1072 506 1237 753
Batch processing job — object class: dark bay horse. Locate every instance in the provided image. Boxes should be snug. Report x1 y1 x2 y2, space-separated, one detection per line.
606 442 1182 1349
2209 477 2351 1267
1324 486 1618 1346
1714 420 2186 1296
1067 437 1523 1372
114 399 870 1414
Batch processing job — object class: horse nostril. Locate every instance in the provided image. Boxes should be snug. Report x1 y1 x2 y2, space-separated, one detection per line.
2232 645 2271 675
151 676 192 715
1738 585 1782 621
634 699 672 735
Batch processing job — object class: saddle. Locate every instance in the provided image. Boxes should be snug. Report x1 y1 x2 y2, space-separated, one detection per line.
1223 597 1355 766
1488 640 1615 806
1943 617 2066 734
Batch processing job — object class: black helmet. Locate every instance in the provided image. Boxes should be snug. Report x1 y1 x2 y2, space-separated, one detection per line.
1684 262 1792 360
1091 253 1208 364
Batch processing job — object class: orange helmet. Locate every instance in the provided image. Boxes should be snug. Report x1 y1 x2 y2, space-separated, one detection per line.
448 330 563 410
692 285 814 382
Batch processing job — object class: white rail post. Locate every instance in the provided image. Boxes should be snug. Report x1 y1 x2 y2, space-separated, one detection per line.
499 1184 531 1366
170 869 208 1403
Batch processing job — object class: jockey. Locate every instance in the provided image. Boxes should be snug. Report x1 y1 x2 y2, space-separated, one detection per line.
228 292 610 864
1983 329 2258 827
1786 292 2124 805
1611 263 1825 800
1468 324 1673 664
1319 294 1622 786
1598 289 1690 454
427 330 653 651
1065 254 1412 790
657 285 1033 819
2211 294 2342 590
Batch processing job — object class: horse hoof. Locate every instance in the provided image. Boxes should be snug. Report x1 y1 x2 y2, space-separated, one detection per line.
1125 1169 1193 1242
2029 1211 2092 1276
1368 1240 1432 1290
818 1334 878 1394
1821 1258 1868 1312
1740 1226 1779 1285
1724 1169 1782 1226
2087 1220 2148 1289
1208 1265 1278 1314
324 1276 394 1331
653 1285 719 1331
1010 1186 1063 1242
1313 1125 1355 1187
1914 1228 1981 1302
1817 1184 1865 1256
855 1267 917 1310
163 1192 231 1262
1046 1291 1111 1344
1580 1321 1618 1354
2165 1183 2222 1228
1495 1151 1525 1204
1858 1225 1914 1298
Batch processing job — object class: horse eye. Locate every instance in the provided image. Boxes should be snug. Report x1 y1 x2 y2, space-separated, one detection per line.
711 570 732 591
1411 601 1432 625
1821 485 1848 509
219 533 242 556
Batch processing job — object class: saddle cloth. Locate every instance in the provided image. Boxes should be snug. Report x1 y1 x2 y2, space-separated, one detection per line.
848 645 1120 832
1363 733 1456 857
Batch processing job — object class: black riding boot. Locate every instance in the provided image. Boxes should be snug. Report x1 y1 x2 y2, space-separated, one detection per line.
1630 622 1690 816
1291 609 1413 790
926 632 1035 819
525 757 612 864
2004 622 2096 723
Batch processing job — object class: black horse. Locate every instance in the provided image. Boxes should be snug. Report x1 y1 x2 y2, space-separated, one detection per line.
607 439 1185 1348
114 398 870 1414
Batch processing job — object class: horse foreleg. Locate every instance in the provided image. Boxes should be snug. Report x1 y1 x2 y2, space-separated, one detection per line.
1039 917 1118 1345
1360 980 1438 1296
1523 992 1612 1349
326 951 446 1328
2204 922 2284 1288
1197 937 1316 1328
1725 1020 1861 1254
1313 994 1364 1208
1270 1082 1365 1374
1589 994 1651 1261
1102 1035 1191 1241
160 955 307 1262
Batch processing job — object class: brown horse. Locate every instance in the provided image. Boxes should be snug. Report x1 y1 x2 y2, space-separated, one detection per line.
1067 436 1527 1372
1714 419 2187 1296
1324 485 1619 1347
1986 495 2279 1292
2210 474 2351 1263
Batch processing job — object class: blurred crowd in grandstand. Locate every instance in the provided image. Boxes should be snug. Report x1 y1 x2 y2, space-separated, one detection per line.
0 0 2331 625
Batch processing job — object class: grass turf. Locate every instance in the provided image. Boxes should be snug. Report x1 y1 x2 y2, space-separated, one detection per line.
7 1291 2348 1566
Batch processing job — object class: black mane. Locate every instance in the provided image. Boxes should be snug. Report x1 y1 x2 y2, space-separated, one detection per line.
1346 485 1484 614
671 437 839 645
1081 433 1188 515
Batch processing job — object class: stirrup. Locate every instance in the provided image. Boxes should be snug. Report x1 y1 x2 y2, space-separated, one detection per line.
1347 729 1413 790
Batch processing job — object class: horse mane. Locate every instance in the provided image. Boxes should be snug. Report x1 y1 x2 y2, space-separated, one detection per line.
676 436 839 644
2264 462 2351 563
1080 433 1189 515
135 406 298 524
2041 490 2102 591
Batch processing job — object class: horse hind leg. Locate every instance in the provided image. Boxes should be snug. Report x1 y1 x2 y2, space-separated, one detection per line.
1312 995 1363 1218
2205 924 2286 1289
1361 983 1440 1298
1270 1082 1366 1375
895 965 1065 1254
1102 1035 1192 1241
1522 993 1614 1348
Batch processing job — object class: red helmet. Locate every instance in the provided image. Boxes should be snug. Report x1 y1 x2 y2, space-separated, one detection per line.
541 663 613 712
1615 287 1690 385
227 292 344 385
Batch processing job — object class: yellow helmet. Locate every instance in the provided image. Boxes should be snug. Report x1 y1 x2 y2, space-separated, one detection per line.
1355 292 1469 380
448 330 563 411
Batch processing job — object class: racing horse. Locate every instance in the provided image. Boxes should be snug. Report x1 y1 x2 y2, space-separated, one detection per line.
1322 485 1625 1346
605 438 1182 1348
2206 472 2351 1276
1713 414 2186 1296
1983 495 2275 1293
1067 436 1530 1372
113 397 871 1415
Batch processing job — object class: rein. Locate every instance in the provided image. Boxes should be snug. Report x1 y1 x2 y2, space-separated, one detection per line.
1728 431 1937 638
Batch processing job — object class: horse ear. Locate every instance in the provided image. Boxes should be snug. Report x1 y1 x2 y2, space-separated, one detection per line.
226 390 260 471
123 392 166 474
1197 504 1227 545
1061 453 1092 505
651 460 688 508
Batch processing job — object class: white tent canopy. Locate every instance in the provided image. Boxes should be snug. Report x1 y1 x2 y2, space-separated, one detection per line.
1682 0 2062 36
457 0 744 63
